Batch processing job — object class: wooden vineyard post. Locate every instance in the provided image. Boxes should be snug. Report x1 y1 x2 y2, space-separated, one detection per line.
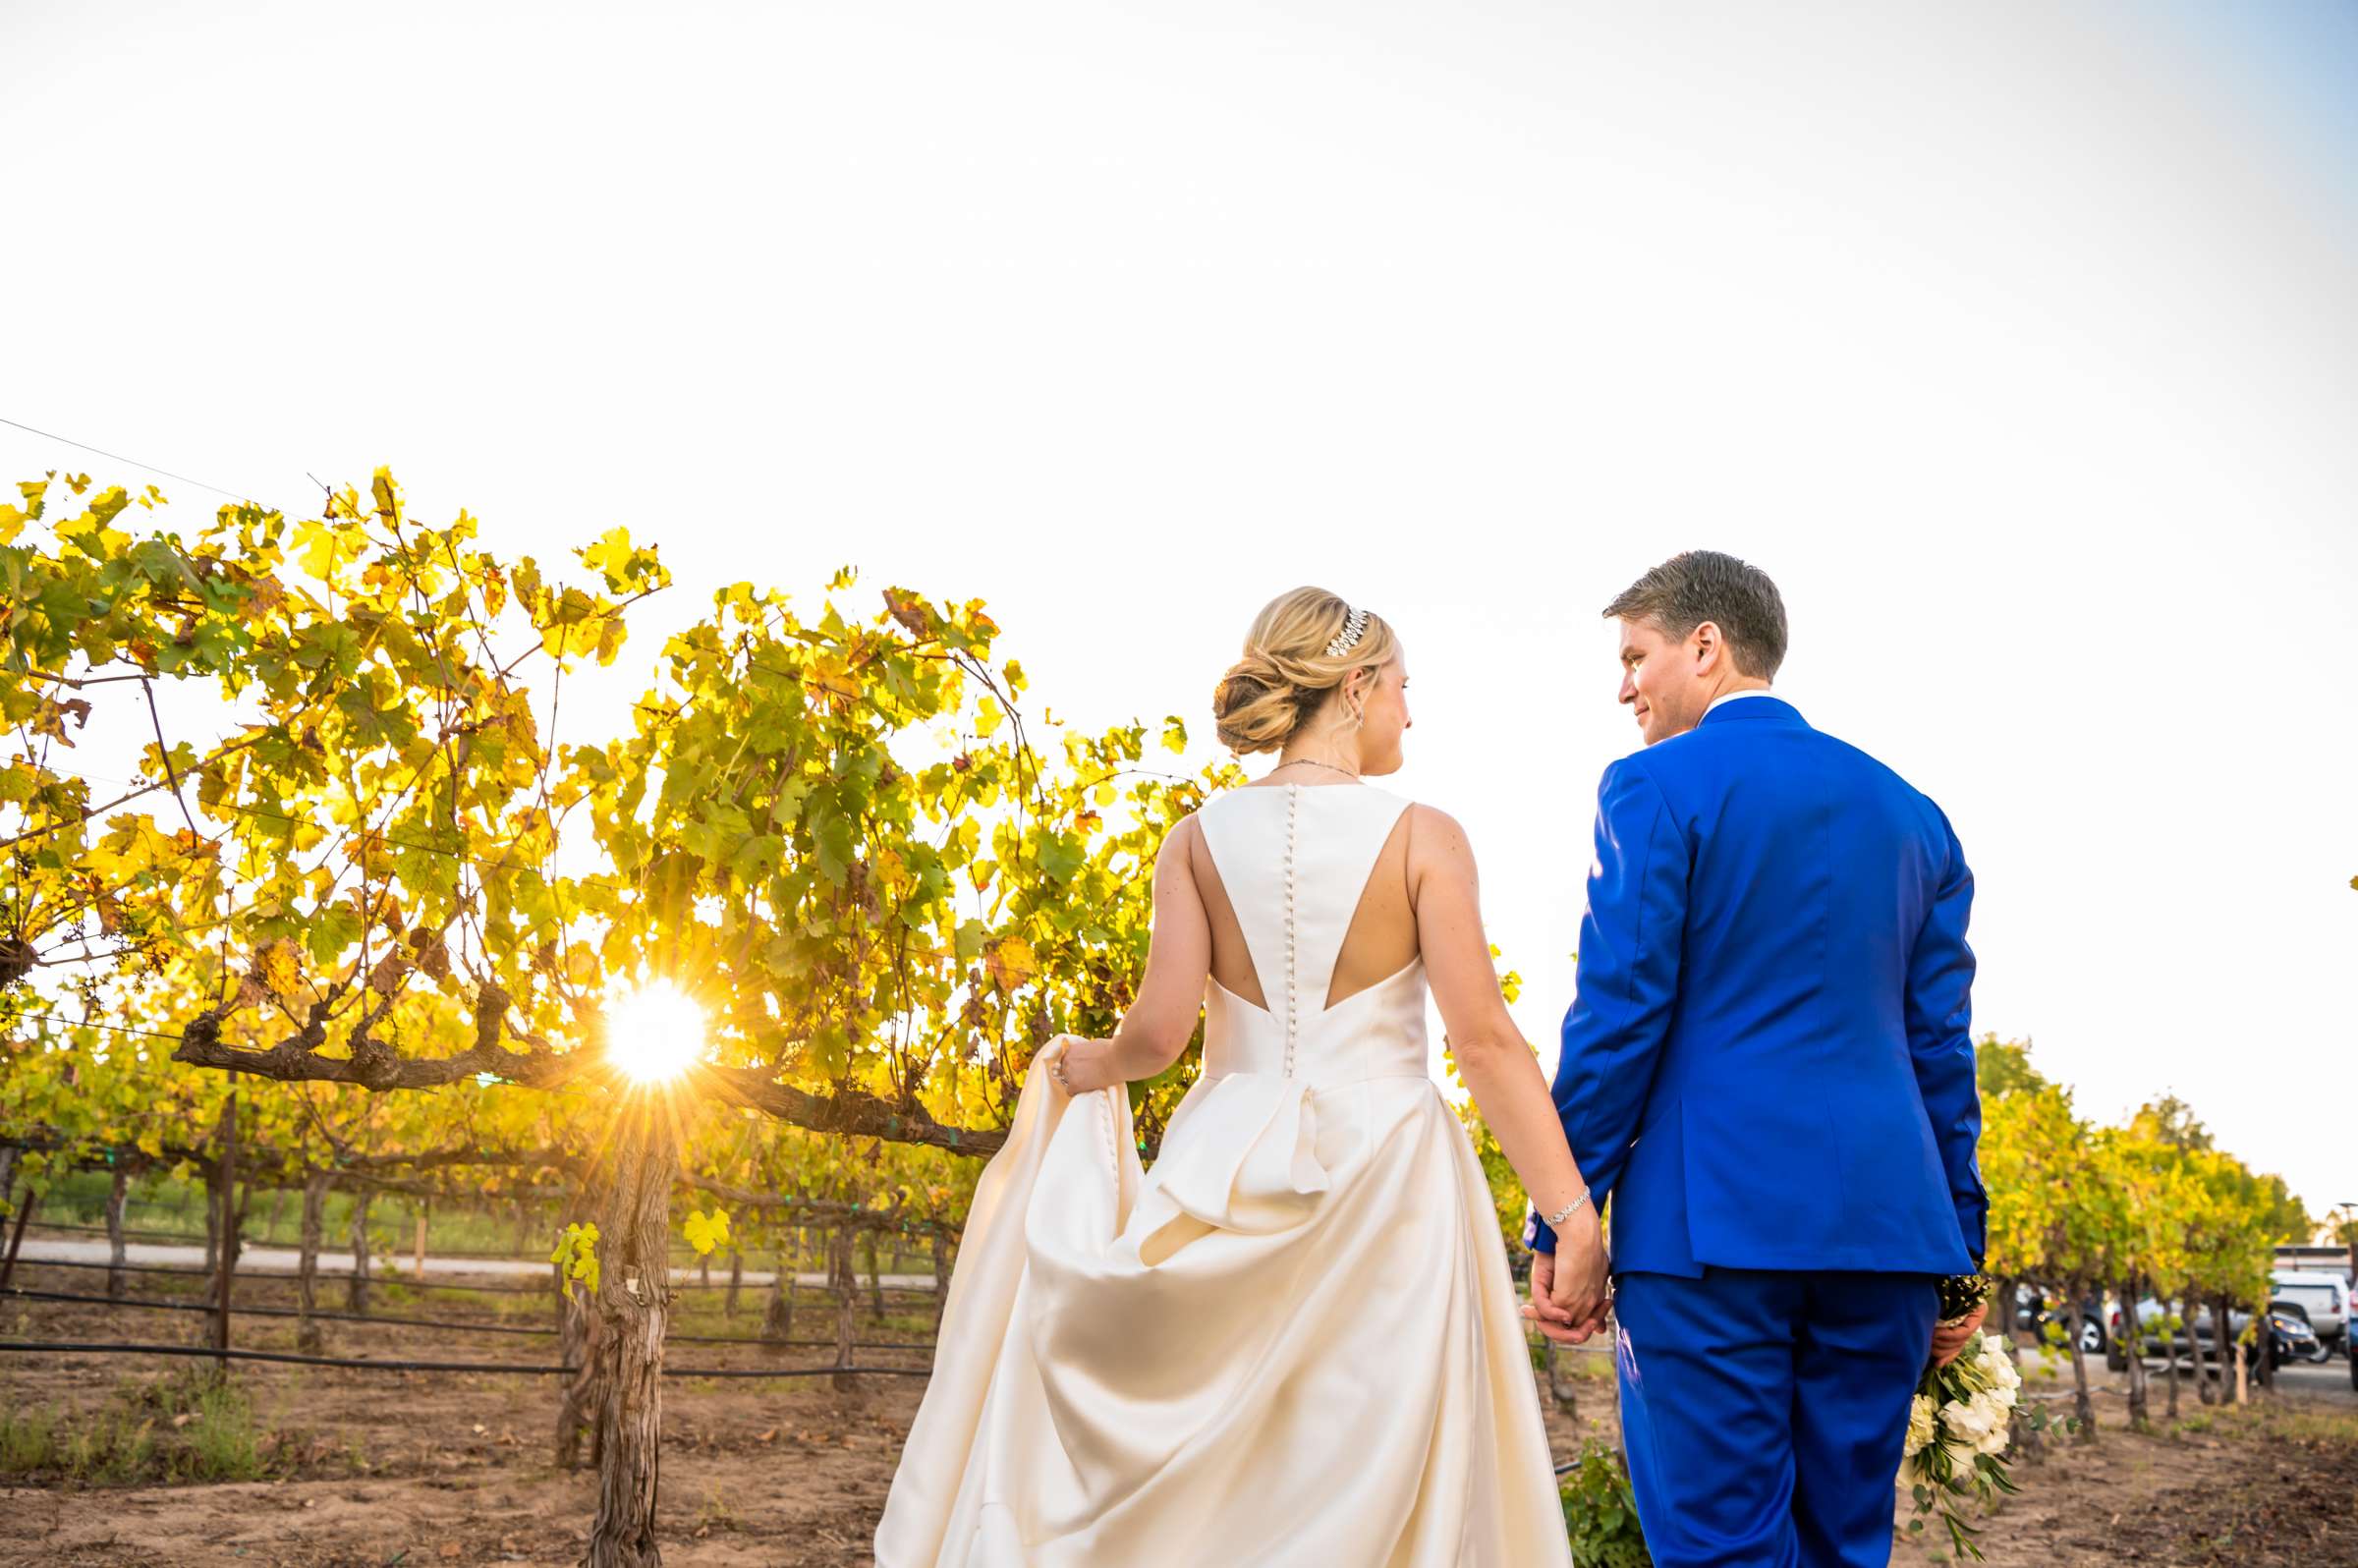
104 1164 131 1300
212 1082 239 1373
348 1190 371 1313
584 1092 679 1568
297 1170 329 1355
831 1226 859 1393
724 1247 742 1317
413 1203 429 1283
864 1229 887 1322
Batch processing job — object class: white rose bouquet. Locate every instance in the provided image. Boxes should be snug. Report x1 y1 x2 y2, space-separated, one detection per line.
1900 1278 2041 1559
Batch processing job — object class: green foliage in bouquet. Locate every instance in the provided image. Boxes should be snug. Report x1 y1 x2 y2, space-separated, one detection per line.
1902 1325 2049 1560
1558 1441 1651 1567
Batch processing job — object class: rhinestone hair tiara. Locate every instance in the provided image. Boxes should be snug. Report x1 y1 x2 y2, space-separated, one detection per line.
1324 605 1371 660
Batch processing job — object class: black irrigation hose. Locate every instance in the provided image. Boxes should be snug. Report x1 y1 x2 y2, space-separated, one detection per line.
27 1220 568 1261
0 1340 932 1378
2 1284 937 1352
10 1253 934 1299
29 1220 807 1269
29 1219 220 1245
12 1257 554 1294
1 1285 553 1336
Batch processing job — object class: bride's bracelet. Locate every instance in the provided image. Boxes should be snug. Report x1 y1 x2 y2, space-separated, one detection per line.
1543 1188 1592 1229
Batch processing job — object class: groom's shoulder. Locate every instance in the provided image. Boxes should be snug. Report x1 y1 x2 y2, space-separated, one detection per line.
1645 712 1948 817
1805 724 1957 837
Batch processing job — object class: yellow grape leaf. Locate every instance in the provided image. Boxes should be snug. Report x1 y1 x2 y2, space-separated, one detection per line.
684 1206 732 1257
293 520 339 581
984 935 1038 992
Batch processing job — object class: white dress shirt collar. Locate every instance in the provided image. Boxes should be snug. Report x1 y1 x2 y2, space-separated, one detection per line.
1704 688 1778 717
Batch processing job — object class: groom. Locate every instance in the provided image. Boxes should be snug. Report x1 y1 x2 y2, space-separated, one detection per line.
1526 551 1988 1568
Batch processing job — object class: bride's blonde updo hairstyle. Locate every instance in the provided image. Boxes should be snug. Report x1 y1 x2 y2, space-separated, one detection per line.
1211 588 1400 756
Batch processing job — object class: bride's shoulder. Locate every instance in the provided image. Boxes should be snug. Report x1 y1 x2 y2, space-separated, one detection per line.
1399 802 1479 868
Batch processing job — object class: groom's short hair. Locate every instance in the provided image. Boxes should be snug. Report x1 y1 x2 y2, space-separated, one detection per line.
1604 551 1788 680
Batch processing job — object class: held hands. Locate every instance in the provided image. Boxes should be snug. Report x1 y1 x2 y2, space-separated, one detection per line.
1521 1206 1610 1345
1929 1300 1988 1368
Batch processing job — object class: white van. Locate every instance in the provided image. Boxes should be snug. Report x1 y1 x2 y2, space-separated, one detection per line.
2270 1270 2349 1351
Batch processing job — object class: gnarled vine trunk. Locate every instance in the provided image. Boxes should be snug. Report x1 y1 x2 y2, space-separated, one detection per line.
201 1168 221 1278
864 1229 887 1323
104 1166 130 1300
0 1176 37 1294
2218 1294 2246 1405
296 1171 329 1355
2189 1296 2216 1404
347 1191 371 1313
761 1248 794 1345
931 1230 950 1330
831 1227 859 1393
556 1271 598 1470
584 1094 678 1568
209 1092 240 1372
2117 1276 2149 1428
1545 1342 1580 1417
2062 1291 2096 1440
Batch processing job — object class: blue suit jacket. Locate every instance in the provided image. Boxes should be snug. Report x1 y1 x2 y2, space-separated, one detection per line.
1529 696 1984 1277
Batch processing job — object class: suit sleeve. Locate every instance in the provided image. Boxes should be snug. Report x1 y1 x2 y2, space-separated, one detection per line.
1906 812 1986 1268
1527 758 1689 1254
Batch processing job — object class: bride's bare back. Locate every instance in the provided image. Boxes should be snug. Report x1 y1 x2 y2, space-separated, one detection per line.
1189 785 1419 1015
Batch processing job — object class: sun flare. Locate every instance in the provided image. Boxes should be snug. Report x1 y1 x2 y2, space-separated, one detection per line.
603 980 706 1083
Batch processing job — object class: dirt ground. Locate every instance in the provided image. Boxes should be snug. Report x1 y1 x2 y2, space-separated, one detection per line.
3 1266 2353 1566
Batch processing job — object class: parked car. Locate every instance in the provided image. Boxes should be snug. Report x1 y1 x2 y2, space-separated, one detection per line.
2109 1298 2319 1372
2014 1286 2105 1357
2269 1270 2349 1354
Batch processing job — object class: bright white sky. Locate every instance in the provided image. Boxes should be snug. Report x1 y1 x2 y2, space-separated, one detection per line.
6 2 2353 1223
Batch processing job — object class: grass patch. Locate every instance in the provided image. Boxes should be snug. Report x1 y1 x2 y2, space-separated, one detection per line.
0 1368 347 1486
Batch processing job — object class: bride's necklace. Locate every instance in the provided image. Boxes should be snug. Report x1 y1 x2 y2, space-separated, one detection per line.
1277 756 1361 781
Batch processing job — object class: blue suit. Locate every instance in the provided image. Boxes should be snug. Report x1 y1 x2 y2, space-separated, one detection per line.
1532 695 1982 1567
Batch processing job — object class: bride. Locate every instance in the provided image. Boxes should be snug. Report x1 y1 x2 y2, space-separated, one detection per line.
875 588 1607 1566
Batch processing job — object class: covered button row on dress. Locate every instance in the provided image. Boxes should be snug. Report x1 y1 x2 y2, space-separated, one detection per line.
1283 784 1299 1077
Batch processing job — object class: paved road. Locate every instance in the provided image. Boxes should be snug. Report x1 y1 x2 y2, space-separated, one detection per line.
2272 1357 2356 1400
10 1237 939 1291
2103 1352 2356 1404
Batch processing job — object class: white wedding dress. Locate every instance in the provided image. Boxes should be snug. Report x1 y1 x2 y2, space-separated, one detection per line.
875 784 1571 1566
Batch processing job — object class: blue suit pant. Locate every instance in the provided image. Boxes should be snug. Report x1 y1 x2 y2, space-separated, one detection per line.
1613 1269 1938 1568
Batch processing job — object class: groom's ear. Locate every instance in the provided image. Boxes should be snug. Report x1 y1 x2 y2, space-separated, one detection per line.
1689 619 1727 671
